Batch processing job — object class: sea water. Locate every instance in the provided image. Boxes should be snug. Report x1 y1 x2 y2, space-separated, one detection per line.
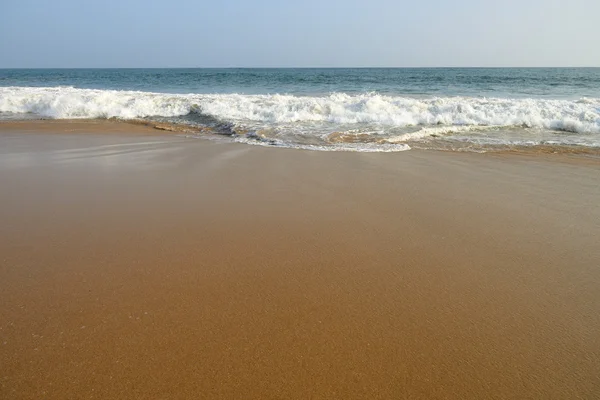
1 68 599 152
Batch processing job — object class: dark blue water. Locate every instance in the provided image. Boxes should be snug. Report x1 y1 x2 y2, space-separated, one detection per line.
2 68 600 98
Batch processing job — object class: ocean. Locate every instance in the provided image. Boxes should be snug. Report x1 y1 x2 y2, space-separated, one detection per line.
1 68 599 152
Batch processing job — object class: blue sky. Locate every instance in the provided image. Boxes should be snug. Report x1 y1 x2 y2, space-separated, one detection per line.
1 0 599 67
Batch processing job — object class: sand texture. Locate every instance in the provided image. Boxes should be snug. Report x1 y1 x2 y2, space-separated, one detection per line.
1 121 600 399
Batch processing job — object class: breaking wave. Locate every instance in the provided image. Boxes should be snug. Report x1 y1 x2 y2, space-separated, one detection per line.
1 86 600 151
2 86 599 133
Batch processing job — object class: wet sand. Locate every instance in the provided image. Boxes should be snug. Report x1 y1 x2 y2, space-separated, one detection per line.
1 121 600 399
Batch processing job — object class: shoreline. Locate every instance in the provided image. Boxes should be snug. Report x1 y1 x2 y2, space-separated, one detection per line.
0 118 207 135
1 121 599 398
2 119 600 159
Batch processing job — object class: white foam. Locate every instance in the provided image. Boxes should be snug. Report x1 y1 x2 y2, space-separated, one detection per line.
385 125 502 143
1 86 599 138
234 135 411 152
0 87 192 119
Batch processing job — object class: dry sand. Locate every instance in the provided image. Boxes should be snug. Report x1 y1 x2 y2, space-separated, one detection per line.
1 120 600 399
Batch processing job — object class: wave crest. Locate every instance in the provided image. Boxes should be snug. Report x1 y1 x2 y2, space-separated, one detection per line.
0 87 192 119
1 87 599 135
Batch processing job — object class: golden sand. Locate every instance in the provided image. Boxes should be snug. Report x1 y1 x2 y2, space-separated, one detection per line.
1 121 599 399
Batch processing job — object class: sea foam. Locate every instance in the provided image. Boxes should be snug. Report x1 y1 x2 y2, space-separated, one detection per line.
1 86 599 141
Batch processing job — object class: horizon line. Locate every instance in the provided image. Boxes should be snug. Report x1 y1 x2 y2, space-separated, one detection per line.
1 66 599 70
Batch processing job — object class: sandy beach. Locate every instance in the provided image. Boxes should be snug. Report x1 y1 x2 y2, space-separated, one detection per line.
1 120 599 399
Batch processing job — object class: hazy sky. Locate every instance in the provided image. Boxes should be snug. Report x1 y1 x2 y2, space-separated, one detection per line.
1 0 599 67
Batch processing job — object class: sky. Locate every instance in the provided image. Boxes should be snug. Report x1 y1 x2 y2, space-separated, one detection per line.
1 0 599 68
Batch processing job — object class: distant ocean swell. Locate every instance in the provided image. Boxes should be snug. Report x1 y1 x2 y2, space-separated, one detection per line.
1 86 599 152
